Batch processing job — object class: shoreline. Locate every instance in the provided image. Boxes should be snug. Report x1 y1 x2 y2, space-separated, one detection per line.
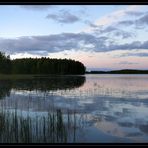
0 74 85 80
86 69 148 74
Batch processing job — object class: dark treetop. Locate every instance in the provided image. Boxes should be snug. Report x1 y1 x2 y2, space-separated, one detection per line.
0 52 86 75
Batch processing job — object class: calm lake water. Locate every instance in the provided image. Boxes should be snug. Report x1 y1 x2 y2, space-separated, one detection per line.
0 74 148 143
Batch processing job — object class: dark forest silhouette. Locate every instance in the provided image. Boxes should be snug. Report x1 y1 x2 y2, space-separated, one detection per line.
0 52 85 75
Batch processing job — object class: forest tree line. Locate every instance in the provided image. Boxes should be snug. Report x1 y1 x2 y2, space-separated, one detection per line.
0 52 86 75
86 69 148 74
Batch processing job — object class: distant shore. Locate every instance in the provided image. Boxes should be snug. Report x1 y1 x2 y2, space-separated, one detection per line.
86 69 148 74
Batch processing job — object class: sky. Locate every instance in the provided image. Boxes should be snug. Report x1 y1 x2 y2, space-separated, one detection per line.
0 5 148 71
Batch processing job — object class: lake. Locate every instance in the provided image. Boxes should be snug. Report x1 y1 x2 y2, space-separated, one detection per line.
0 74 148 143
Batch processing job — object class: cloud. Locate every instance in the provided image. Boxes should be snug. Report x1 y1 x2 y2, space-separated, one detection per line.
125 11 144 16
120 52 148 57
118 61 139 65
134 53 148 57
94 26 135 39
94 5 142 27
116 12 148 29
117 20 134 26
94 40 148 52
46 10 80 24
19 5 55 11
108 41 142 51
84 20 98 28
1 32 148 56
136 13 148 27
113 30 134 39
83 5 145 33
0 33 108 55
100 26 116 33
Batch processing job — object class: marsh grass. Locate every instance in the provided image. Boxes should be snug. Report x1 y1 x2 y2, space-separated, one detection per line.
0 106 86 143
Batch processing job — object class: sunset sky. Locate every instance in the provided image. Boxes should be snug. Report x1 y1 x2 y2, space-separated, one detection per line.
0 5 148 71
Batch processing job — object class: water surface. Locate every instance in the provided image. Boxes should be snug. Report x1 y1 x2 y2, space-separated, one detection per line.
0 74 148 143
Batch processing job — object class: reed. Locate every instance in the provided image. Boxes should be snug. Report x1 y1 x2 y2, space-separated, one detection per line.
0 107 86 143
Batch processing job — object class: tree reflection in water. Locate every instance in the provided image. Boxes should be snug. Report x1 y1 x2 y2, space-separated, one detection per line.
0 75 86 143
0 75 86 99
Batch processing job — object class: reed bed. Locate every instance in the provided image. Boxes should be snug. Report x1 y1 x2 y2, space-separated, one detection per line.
0 107 86 143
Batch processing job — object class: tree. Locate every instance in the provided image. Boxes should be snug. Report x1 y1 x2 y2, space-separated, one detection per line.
0 52 11 74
